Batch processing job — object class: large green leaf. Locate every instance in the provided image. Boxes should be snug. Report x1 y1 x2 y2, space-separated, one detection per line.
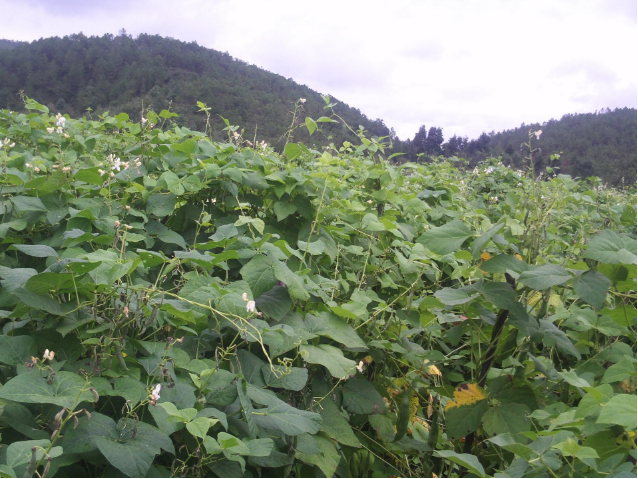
417 220 472 255
300 344 357 379
0 371 94 408
596 394 637 429
573 270 610 310
240 254 277 298
64 412 174 477
255 285 291 320
518 264 571 290
482 404 531 438
251 402 322 436
583 230 637 265
273 262 309 300
435 450 486 477
0 335 38 366
445 400 488 441
342 378 386 415
304 312 367 349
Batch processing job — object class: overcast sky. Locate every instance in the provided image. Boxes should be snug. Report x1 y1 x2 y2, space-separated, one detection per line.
1 0 636 140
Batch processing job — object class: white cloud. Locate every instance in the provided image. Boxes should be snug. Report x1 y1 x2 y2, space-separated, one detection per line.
1 0 635 140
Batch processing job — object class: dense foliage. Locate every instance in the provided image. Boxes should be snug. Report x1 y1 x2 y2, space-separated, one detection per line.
1 33 635 186
0 97 635 478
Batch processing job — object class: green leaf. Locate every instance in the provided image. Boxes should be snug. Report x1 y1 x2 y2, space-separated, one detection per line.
482 404 531 438
300 344 357 379
0 371 94 408
13 244 58 258
304 312 367 349
471 223 504 258
75 167 104 185
305 117 317 136
480 254 529 274
273 262 309 300
435 450 486 477
434 287 479 306
417 220 472 255
573 270 611 310
296 434 340 478
261 366 308 391
342 378 386 415
25 272 75 295
255 285 291 320
601 357 636 384
251 402 322 436
274 201 297 221
445 402 488 441
240 254 277 298
283 143 302 161
583 230 637 265
596 394 637 429
0 335 38 366
6 439 62 469
518 264 571 290
539 319 581 359
234 215 265 235
186 417 217 438
147 193 177 217
10 196 47 213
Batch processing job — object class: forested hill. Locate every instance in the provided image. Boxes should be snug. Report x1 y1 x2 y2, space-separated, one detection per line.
0 33 635 185
460 108 637 186
0 33 396 150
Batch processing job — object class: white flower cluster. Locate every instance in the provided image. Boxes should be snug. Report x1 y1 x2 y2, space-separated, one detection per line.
0 137 15 149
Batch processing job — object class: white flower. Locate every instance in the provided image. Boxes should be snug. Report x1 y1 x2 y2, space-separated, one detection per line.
56 116 66 128
98 169 105 176
141 117 148 124
34 167 40 173
299 98 306 103
357 360 365 373
150 384 161 405
112 158 122 171
233 131 240 139
242 292 248 302
57 127 63 134
246 300 256 313
46 127 54 134
25 163 32 169
64 133 70 138
534 130 542 139
43 349 55 361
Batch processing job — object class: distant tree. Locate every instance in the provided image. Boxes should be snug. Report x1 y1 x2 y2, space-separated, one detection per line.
413 125 427 155
425 126 444 155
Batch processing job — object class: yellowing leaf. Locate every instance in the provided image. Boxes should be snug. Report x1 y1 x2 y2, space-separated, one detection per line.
480 252 492 261
445 383 486 411
423 360 442 377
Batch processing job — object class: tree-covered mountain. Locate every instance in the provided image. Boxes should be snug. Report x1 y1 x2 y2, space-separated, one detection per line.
0 32 634 185
0 32 397 151
459 108 636 186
